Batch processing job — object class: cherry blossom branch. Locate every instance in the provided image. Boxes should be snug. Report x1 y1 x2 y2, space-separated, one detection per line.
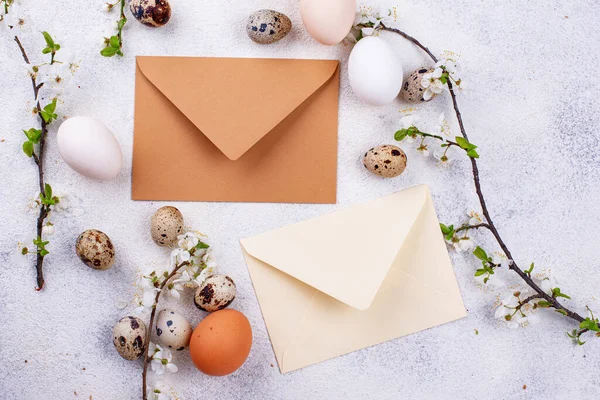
14 35 50 291
141 261 189 400
381 24 596 336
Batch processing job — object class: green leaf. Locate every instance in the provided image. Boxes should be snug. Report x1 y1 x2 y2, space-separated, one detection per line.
109 35 120 49
196 241 210 250
44 183 52 199
117 17 127 30
42 47 52 54
23 128 42 143
577 339 586 346
524 262 534 275
552 287 571 300
555 309 568 316
22 140 34 157
440 223 450 235
100 46 119 57
45 98 57 114
455 136 471 150
466 149 480 158
473 246 488 262
580 318 600 332
42 31 55 48
474 268 487 277
394 129 408 141
39 249 49 257
536 300 552 308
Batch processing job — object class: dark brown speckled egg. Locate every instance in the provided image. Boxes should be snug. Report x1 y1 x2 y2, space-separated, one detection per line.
76 229 115 270
112 316 148 360
363 145 407 178
129 0 172 27
194 275 237 313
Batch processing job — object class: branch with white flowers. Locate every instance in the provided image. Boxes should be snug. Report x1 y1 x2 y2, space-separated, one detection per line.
353 8 599 343
12 28 77 290
137 232 218 400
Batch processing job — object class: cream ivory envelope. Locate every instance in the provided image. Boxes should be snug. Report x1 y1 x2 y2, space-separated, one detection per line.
240 185 467 373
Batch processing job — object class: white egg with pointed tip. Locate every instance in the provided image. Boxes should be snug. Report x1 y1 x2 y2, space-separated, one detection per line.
300 0 356 45
348 37 404 106
57 116 122 180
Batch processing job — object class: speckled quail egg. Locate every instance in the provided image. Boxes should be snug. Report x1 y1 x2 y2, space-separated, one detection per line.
402 68 435 103
129 0 172 27
194 275 237 313
246 10 292 44
363 145 407 178
151 206 184 247
76 229 115 270
112 316 147 360
155 309 192 351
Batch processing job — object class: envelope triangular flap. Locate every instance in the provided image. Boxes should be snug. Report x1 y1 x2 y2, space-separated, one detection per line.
241 185 429 310
136 56 339 160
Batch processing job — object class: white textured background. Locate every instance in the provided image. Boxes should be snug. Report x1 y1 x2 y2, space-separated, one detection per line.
1 0 600 399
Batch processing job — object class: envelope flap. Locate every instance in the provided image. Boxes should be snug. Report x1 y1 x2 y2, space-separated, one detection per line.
136 56 339 160
241 185 430 310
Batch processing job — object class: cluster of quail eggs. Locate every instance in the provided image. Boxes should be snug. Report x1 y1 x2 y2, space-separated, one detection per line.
111 206 238 361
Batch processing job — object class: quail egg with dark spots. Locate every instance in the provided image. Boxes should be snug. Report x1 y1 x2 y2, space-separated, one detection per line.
402 68 435 103
194 275 237 313
246 9 292 44
129 0 172 27
150 206 184 247
363 145 407 178
112 316 147 360
76 229 115 270
155 309 192 351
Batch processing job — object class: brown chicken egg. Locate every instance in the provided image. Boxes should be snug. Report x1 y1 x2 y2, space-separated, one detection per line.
189 309 252 376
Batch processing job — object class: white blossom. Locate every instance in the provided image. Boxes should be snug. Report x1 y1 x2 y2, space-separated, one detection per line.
150 382 175 400
170 248 190 266
149 344 178 375
41 223 55 236
468 211 483 226
177 232 199 251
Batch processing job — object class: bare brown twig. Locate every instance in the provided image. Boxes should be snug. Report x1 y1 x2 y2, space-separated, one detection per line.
381 24 587 325
14 35 49 291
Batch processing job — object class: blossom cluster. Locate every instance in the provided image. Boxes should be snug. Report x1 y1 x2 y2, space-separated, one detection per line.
136 231 218 313
420 57 464 100
349 6 396 40
396 111 455 165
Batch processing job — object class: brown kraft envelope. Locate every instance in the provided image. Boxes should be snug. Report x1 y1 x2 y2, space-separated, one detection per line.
131 56 339 203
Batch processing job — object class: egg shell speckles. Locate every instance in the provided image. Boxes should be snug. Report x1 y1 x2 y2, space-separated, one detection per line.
75 229 115 270
155 309 192 351
363 145 407 178
402 68 435 103
150 206 184 247
112 316 147 361
246 10 292 44
194 275 237 313
129 0 171 27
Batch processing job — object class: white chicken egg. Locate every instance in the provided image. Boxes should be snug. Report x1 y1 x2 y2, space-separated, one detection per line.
348 37 404 106
57 116 122 181
300 0 356 45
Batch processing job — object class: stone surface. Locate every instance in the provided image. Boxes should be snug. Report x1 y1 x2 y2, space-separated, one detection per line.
1 0 599 398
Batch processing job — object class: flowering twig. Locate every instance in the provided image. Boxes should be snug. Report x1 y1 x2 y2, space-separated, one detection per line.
101 0 127 57
380 23 600 341
141 260 189 400
14 34 61 290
